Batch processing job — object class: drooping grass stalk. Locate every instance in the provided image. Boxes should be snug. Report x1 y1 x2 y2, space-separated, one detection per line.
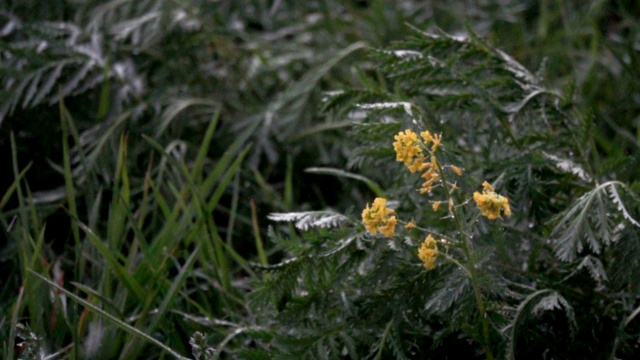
304 167 386 198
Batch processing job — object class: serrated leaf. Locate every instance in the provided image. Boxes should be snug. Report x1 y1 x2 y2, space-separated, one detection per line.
356 102 414 117
542 151 592 182
268 211 349 231
552 181 640 261
576 255 608 283
425 269 470 313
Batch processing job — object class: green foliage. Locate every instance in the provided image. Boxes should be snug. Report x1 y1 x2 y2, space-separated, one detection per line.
2 106 255 358
2 1 640 360
1 1 427 358
233 25 640 360
552 181 640 262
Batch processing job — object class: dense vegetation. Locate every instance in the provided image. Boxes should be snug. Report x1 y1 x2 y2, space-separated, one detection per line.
2 1 640 359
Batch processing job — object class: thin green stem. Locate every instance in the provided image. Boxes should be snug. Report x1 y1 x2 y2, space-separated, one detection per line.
435 155 495 360
398 219 458 245
438 252 472 278
250 199 268 266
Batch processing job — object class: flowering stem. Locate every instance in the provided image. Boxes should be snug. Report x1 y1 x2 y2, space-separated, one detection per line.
460 232 495 360
436 157 495 360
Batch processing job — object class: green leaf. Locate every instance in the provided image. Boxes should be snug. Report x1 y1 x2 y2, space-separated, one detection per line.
552 181 640 261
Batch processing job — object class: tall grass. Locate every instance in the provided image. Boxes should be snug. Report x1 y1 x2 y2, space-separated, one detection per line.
3 102 259 357
2 1 640 359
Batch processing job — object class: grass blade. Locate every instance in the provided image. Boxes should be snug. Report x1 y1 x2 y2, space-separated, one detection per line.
305 167 386 197
121 245 202 359
69 214 146 302
28 270 190 360
0 162 31 212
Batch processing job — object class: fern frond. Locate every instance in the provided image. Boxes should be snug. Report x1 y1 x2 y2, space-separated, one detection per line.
250 231 363 309
347 122 402 169
531 292 576 324
273 325 367 360
609 225 640 294
425 268 470 314
552 181 640 261
575 255 608 283
542 151 592 183
608 182 640 227
267 211 349 231
368 320 410 360
320 87 394 114
1 19 113 123
356 102 415 117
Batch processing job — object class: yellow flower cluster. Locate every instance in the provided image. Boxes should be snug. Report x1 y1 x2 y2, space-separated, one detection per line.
418 234 438 269
473 181 512 220
420 130 442 152
361 197 397 237
419 157 439 194
393 129 425 173
393 129 444 194
387 131 514 273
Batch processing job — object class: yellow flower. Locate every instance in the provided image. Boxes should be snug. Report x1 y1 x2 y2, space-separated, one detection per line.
420 130 434 143
418 234 438 269
419 131 443 152
419 168 439 194
393 129 422 172
473 182 511 220
395 129 444 195
432 201 442 211
482 181 494 192
430 156 439 171
407 155 429 173
362 197 396 237
451 165 463 176
504 203 512 217
379 216 397 237
430 133 442 152
405 220 416 229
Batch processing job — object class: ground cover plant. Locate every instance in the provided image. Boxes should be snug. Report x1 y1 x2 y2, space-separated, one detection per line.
2 0 640 359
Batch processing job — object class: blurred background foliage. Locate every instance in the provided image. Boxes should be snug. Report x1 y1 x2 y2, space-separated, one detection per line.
1 0 640 358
